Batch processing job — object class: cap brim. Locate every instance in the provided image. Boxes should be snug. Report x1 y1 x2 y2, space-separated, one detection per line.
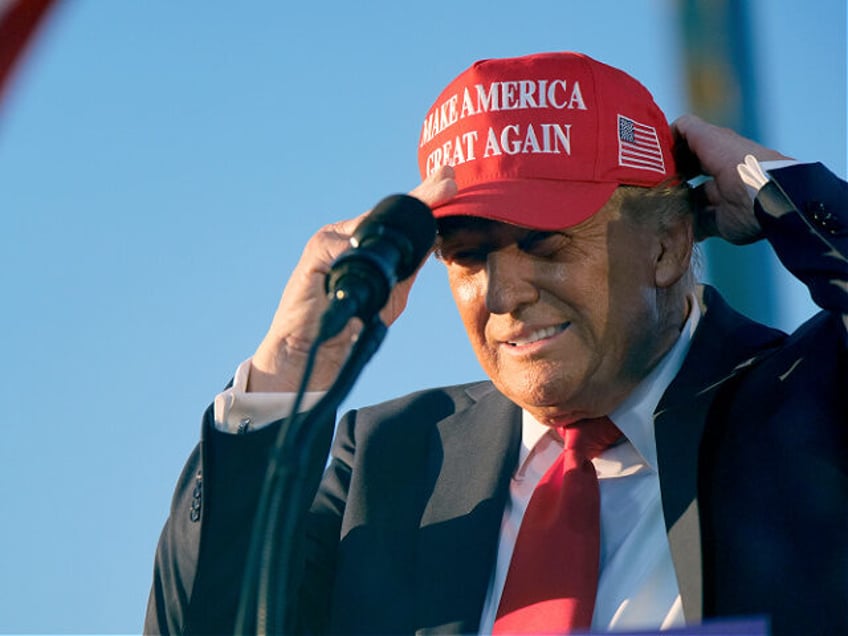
431 178 619 231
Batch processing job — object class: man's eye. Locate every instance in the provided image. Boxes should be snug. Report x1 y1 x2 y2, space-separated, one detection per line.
436 245 489 265
519 231 566 257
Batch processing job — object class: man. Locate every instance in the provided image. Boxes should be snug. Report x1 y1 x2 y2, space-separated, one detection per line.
145 52 847 635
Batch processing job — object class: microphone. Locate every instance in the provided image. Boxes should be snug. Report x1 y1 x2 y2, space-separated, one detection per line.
317 194 436 343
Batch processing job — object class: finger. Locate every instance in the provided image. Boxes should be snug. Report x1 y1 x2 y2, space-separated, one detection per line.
670 113 706 137
672 138 702 181
693 206 718 242
379 267 420 327
670 113 700 151
702 179 729 213
376 169 456 326
410 164 458 208
671 120 703 181
331 211 370 238
672 114 717 181
331 166 457 239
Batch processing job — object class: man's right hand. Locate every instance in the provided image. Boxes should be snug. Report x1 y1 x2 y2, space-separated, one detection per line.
247 166 457 393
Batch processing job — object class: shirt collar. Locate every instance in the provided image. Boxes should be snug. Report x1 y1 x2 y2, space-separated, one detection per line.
519 295 701 472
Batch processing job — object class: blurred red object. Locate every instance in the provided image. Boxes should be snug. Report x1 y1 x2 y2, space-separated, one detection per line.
0 0 58 102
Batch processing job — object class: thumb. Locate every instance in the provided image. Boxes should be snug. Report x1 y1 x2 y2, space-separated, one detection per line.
376 168 457 327
410 165 458 209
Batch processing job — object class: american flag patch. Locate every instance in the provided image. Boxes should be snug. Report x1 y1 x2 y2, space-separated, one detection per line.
617 115 665 173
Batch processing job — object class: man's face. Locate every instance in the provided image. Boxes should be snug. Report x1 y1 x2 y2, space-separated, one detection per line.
437 201 683 424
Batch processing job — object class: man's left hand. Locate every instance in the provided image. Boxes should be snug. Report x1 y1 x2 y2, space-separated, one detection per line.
672 114 791 245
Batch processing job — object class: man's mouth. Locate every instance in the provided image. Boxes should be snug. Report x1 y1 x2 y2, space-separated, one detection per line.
506 323 569 347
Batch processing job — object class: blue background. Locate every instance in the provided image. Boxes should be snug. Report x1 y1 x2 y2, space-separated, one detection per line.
0 1 844 632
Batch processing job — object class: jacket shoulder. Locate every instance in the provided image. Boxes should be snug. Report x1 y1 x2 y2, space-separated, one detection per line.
351 380 498 420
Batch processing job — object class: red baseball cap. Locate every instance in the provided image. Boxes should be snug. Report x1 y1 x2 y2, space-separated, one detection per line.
417 52 678 230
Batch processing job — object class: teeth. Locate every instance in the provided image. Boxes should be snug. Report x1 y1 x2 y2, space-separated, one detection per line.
508 325 563 346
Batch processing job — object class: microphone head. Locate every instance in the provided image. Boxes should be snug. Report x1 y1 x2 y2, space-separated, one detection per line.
352 194 436 281
319 194 435 340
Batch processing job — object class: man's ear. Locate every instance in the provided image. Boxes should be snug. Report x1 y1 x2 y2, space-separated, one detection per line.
654 217 694 288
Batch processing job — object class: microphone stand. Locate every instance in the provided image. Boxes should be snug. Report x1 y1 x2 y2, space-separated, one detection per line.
235 314 388 635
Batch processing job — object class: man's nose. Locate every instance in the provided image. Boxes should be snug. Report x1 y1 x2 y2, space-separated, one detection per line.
484 249 539 314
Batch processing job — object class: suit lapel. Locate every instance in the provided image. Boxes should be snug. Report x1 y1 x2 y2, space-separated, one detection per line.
654 380 714 623
654 286 784 623
414 384 521 634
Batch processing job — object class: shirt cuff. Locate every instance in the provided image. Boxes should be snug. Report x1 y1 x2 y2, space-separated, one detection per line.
213 358 326 434
736 156 800 198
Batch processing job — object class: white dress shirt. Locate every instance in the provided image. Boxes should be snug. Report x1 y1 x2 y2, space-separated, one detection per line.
476 300 700 633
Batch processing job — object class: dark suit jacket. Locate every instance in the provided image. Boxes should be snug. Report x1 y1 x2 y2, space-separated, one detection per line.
145 163 848 635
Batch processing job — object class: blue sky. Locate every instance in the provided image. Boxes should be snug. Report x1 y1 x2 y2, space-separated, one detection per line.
0 1 844 632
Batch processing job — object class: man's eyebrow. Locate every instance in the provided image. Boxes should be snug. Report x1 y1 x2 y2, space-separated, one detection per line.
435 232 479 252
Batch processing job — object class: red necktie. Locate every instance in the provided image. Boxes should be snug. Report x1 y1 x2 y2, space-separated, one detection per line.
493 417 622 634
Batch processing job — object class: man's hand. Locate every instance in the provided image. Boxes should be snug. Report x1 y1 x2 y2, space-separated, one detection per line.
248 166 457 393
672 114 791 244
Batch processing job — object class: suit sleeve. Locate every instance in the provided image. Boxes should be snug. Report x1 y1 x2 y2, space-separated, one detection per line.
756 162 848 318
144 402 347 634
144 437 203 635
